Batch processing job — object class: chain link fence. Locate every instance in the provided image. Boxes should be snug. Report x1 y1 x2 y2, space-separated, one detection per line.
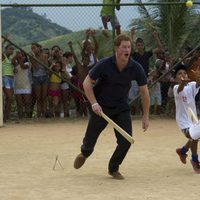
0 1 200 123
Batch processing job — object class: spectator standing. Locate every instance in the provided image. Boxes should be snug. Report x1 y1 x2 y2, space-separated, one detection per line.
81 29 99 70
47 61 63 118
148 69 162 114
30 43 49 118
61 51 73 117
129 28 162 114
155 51 174 110
131 28 162 77
13 51 32 119
2 44 15 121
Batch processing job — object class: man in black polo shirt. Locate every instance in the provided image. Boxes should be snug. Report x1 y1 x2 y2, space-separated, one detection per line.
131 28 162 76
73 34 150 180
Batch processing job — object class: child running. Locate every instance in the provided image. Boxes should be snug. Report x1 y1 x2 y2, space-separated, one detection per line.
173 64 200 174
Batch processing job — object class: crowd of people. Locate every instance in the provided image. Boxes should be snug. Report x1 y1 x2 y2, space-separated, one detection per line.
2 1 200 180
2 29 99 121
2 26 200 122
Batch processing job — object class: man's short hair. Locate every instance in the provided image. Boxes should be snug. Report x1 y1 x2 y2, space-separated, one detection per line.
136 37 144 44
113 34 131 47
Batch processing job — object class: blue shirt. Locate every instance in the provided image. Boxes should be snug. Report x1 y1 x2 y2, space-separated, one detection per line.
89 55 147 108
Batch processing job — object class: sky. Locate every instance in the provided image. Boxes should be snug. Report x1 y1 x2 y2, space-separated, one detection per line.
2 0 199 31
1 0 141 31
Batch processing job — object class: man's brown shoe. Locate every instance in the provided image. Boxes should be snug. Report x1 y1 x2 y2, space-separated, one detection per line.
74 153 87 169
109 171 125 180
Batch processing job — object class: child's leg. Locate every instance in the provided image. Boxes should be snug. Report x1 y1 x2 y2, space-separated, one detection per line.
190 140 199 161
190 140 200 173
53 96 60 117
48 96 54 117
24 94 32 118
176 139 191 164
115 25 121 35
61 89 70 117
16 94 24 119
101 16 109 29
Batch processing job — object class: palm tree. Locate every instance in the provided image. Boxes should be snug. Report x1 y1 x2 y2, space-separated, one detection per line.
130 0 200 57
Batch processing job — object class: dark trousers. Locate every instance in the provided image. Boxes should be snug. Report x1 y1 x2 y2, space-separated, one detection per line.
81 108 132 173
161 82 171 108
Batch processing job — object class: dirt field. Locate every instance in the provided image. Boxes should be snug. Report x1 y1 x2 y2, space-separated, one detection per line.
0 117 199 200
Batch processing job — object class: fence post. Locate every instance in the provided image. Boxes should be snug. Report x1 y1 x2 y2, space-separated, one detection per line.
0 5 3 127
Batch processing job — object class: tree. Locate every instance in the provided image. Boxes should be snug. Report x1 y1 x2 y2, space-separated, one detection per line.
130 0 200 57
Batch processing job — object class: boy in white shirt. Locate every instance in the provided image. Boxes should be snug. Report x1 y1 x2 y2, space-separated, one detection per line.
173 64 200 173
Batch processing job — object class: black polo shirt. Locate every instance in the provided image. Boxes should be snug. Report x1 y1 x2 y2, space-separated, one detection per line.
132 50 153 76
88 55 147 108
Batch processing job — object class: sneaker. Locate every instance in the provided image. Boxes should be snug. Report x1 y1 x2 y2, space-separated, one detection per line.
109 171 125 180
74 153 87 169
176 148 187 164
190 160 200 174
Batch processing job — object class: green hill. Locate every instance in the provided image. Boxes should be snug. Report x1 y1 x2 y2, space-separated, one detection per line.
23 30 114 60
2 7 72 46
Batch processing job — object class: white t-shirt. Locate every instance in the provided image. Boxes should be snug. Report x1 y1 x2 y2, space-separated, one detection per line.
173 81 199 129
14 62 32 90
61 64 72 90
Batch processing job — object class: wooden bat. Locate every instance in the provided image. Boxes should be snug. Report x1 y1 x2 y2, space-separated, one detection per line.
101 112 134 144
187 107 199 124
187 107 200 140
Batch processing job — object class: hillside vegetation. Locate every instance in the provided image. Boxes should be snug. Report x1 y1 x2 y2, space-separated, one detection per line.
23 30 114 60
2 7 72 46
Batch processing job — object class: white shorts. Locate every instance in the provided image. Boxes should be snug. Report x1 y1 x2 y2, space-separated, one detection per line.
15 88 32 94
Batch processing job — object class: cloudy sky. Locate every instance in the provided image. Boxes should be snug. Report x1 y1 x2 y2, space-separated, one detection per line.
1 0 141 31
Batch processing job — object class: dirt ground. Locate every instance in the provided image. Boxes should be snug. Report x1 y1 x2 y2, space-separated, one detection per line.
0 116 199 200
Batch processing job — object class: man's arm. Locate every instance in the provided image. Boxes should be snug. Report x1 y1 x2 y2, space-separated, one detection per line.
139 85 150 131
130 27 136 54
152 31 162 54
68 41 80 66
83 75 102 116
90 30 99 56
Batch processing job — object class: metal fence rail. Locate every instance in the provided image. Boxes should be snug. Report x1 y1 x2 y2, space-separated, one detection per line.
0 1 200 124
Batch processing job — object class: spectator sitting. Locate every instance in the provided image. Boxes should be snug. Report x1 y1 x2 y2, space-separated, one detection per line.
100 0 121 37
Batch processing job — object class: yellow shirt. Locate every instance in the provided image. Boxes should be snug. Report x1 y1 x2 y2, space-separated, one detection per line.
50 73 62 83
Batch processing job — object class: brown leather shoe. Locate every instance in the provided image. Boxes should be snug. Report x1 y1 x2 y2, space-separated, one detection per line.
109 171 125 180
74 153 87 169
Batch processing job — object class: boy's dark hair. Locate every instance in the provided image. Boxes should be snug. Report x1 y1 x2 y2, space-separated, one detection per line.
63 51 73 58
174 64 187 76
